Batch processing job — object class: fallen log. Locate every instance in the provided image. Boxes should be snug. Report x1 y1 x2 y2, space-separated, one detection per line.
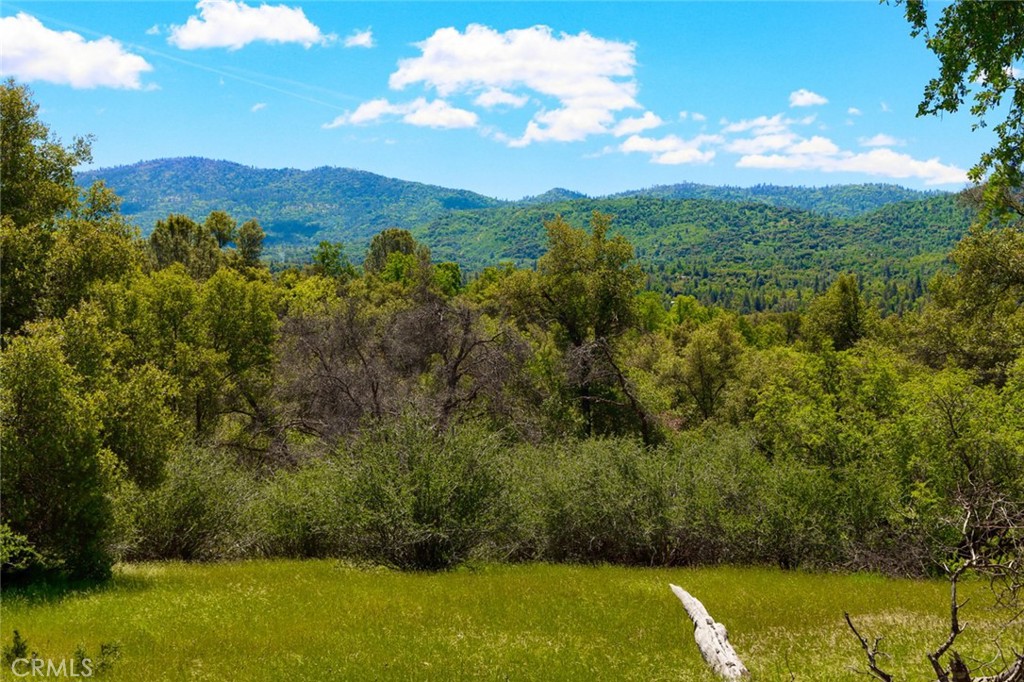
669 584 750 680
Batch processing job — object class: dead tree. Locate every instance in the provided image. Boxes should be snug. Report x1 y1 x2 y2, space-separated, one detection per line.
845 484 1023 682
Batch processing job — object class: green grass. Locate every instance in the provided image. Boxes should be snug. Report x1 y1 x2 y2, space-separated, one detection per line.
2 561 1020 681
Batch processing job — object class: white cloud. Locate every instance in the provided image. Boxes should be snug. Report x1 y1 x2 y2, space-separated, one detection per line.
789 88 828 107
691 112 707 122
0 13 153 89
251 102 267 112
723 113 791 135
323 97 478 130
168 0 334 50
474 88 529 109
859 133 904 147
880 101 891 112
836 149 966 184
511 107 615 146
403 99 479 129
725 132 798 155
384 24 639 146
344 28 374 49
722 113 816 138
738 147 967 185
146 24 162 36
612 111 664 137
787 135 840 155
330 98 396 126
619 133 720 165
721 105 965 185
847 107 862 116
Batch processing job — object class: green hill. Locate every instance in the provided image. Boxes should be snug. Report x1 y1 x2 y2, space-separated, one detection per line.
609 182 941 218
77 157 973 312
421 194 973 312
77 157 505 245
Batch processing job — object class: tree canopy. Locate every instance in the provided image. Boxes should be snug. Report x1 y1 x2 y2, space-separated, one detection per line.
901 0 1024 212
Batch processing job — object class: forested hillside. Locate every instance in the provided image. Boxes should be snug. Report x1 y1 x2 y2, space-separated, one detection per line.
424 195 973 312
609 182 940 217
78 158 974 312
76 157 504 245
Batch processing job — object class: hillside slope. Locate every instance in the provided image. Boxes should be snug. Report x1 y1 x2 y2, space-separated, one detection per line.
422 194 973 311
77 157 973 311
77 157 504 244
609 182 941 218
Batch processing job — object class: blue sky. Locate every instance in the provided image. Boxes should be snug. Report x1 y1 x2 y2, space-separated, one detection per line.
1 1 997 199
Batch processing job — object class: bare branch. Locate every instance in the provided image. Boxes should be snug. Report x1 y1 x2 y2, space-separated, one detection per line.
844 612 893 682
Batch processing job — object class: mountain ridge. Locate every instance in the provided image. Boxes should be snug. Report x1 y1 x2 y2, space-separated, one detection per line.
76 156 972 312
78 157 949 242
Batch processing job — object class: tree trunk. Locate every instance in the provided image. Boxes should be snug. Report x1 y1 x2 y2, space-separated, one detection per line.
669 584 750 680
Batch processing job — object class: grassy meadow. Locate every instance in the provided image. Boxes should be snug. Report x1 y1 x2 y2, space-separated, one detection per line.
2 561 1021 681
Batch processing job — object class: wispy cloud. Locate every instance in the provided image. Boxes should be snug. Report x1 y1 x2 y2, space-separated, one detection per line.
251 102 267 112
789 88 828 107
344 28 374 49
713 105 966 184
721 113 815 135
847 106 862 116
474 88 529 109
736 148 965 184
735 140 965 185
324 97 478 130
0 12 153 89
612 112 664 137
618 133 720 165
859 133 904 147
169 0 335 51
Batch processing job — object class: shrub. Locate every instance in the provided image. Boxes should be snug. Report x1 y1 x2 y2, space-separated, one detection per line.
343 417 502 570
516 438 681 565
0 525 50 584
128 447 259 561
255 459 357 558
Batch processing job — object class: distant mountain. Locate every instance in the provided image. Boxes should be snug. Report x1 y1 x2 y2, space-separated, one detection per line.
518 188 589 205
77 157 974 311
77 157 504 245
78 158 948 249
610 182 942 218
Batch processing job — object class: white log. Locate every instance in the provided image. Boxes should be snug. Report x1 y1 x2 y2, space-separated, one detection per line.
669 584 750 680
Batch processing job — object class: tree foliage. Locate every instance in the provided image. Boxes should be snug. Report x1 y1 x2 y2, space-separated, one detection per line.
0 329 111 579
364 227 424 273
0 79 92 229
803 273 870 351
901 0 1024 212
149 213 220 279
